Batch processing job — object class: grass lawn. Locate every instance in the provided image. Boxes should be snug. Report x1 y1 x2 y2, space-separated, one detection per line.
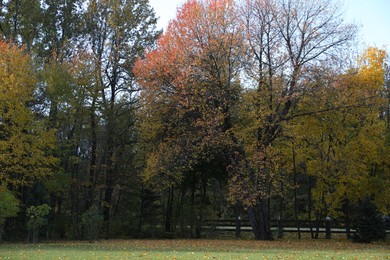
0 239 389 259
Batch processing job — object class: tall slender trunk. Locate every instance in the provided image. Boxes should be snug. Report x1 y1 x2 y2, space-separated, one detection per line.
314 192 325 239
196 176 207 239
137 185 145 237
103 163 114 238
190 174 196 238
235 202 242 239
87 97 97 210
308 174 314 239
344 199 351 239
103 123 115 238
103 86 116 238
57 196 65 239
315 209 320 239
278 181 284 238
164 186 174 233
178 185 187 237
71 184 80 239
293 146 301 239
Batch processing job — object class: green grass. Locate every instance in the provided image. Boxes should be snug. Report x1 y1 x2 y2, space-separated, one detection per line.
0 239 389 259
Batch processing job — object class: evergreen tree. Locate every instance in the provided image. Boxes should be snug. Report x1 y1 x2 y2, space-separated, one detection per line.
354 198 386 243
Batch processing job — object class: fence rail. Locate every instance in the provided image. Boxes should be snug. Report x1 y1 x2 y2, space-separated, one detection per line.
204 225 357 233
201 219 357 238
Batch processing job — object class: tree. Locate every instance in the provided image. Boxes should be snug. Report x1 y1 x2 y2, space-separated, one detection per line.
0 0 42 50
135 0 243 235
0 41 56 188
231 0 357 239
26 204 51 243
81 205 103 241
39 0 84 59
84 0 159 237
282 47 389 239
354 198 386 243
42 51 97 239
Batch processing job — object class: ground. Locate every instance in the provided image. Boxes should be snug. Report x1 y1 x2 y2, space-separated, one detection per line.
0 239 389 259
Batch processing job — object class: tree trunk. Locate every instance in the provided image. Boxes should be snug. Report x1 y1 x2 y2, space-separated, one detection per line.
57 196 65 239
178 185 186 237
247 199 272 240
293 146 301 239
103 151 115 239
86 98 97 210
278 185 284 238
235 202 242 239
343 199 351 239
103 178 113 238
190 174 196 238
307 173 314 239
164 186 174 233
103 98 116 239
315 210 320 239
137 185 145 237
196 177 207 239
70 174 80 239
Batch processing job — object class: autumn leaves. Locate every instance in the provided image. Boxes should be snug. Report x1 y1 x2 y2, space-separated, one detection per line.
0 0 388 241
134 0 389 239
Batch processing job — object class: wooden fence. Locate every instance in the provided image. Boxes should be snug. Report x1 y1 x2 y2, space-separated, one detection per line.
201 218 358 239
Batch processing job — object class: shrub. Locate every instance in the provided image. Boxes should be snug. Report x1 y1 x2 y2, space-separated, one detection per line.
81 206 103 242
353 198 385 243
26 204 51 243
0 186 19 240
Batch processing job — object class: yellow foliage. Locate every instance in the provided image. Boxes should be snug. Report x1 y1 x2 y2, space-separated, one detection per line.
0 41 57 187
286 47 389 215
358 47 386 89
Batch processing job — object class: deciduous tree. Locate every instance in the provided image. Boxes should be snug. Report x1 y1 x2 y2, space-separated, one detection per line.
232 0 357 239
0 42 56 188
85 0 159 237
135 0 243 235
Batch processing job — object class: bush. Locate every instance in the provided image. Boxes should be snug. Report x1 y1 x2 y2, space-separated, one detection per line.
353 198 386 243
0 186 19 240
27 204 51 243
81 206 103 242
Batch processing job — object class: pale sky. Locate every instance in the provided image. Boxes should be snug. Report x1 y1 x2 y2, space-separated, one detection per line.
149 0 390 49
344 0 390 48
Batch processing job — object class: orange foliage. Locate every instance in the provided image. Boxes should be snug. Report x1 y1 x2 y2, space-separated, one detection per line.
134 0 241 113
134 0 242 189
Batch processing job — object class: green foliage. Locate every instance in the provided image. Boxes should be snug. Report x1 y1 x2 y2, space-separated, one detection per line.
353 198 386 243
81 206 103 241
0 185 19 240
26 204 51 243
82 0 160 238
44 171 71 196
0 0 42 49
0 186 19 221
